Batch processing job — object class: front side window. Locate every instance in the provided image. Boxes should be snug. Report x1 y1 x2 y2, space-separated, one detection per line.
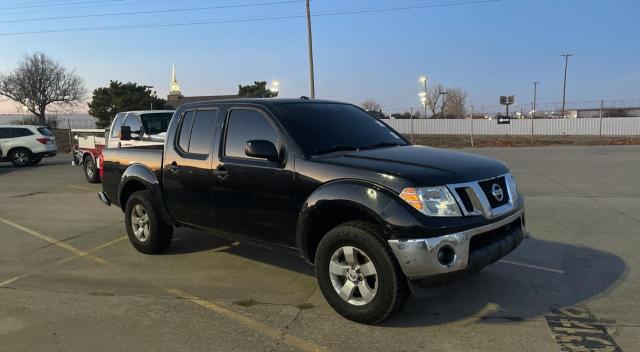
124 115 143 137
0 128 10 139
224 109 278 159
110 113 126 138
273 103 407 155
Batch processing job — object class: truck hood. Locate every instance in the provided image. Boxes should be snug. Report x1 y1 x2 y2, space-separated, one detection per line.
312 145 509 186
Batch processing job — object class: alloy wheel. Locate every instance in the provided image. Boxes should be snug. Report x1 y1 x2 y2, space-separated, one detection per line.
329 246 378 306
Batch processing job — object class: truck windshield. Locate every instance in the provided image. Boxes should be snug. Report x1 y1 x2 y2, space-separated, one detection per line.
274 103 408 155
141 113 173 135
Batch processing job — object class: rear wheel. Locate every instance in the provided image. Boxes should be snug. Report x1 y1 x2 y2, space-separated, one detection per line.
124 190 173 254
315 221 410 324
83 156 100 183
9 148 31 167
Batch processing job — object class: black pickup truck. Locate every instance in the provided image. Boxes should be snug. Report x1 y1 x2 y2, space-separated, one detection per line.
99 98 525 323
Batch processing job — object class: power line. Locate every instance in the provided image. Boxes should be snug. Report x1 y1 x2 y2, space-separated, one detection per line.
0 0 306 24
0 0 500 36
0 0 124 11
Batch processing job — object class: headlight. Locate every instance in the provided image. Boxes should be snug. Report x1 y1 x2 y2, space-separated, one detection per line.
399 186 462 217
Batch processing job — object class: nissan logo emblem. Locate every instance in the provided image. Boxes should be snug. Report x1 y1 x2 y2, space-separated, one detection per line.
491 183 504 202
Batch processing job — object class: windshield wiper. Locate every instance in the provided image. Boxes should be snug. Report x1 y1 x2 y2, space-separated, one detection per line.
312 145 363 155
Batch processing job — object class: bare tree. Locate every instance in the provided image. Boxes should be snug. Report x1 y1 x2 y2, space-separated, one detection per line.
444 87 468 118
0 52 85 125
426 83 445 117
361 99 381 112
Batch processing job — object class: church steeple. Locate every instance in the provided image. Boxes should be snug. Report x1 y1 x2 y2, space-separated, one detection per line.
170 63 181 94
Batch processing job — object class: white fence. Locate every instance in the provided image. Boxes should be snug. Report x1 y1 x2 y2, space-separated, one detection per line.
0 113 96 129
386 117 640 136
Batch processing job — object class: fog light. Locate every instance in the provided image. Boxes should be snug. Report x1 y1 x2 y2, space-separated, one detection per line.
437 245 456 266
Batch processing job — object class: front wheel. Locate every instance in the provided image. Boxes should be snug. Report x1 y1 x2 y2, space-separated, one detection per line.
315 221 410 324
124 190 173 254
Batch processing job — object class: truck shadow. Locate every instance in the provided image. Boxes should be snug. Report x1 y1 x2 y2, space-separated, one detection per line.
166 230 626 327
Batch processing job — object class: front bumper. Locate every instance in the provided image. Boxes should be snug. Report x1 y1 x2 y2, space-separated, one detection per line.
388 208 525 281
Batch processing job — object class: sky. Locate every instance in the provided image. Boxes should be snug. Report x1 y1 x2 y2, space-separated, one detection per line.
0 0 638 114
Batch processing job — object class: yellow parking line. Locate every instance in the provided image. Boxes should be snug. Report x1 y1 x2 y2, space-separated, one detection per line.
0 236 127 288
166 288 327 352
2 217 325 351
0 216 107 265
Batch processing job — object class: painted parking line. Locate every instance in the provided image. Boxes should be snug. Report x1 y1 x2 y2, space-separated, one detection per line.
499 259 565 274
1 217 325 352
0 216 108 265
167 288 327 352
0 236 127 288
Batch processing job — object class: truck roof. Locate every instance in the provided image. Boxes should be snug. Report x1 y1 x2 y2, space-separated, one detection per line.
122 110 175 114
176 98 350 110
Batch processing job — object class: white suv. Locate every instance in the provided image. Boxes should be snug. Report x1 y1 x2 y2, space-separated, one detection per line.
0 125 58 167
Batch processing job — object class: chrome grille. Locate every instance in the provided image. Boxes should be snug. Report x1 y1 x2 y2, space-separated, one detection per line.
447 173 518 219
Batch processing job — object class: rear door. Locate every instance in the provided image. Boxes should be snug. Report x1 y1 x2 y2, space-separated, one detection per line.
163 108 220 226
10 127 35 150
0 127 12 157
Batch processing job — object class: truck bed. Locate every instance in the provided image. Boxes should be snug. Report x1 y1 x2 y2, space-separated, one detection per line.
101 145 164 207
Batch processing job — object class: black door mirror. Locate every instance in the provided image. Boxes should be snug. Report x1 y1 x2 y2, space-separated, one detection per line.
120 125 132 141
245 140 279 161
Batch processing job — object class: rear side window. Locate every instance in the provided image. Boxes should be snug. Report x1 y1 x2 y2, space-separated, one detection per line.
11 128 34 137
187 110 218 155
177 111 196 152
0 128 10 139
37 127 53 136
224 109 278 159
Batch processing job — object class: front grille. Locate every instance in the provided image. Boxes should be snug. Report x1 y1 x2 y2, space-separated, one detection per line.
469 217 521 253
478 176 510 208
455 188 475 213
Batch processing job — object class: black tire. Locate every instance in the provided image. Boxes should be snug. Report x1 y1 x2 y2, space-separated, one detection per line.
83 156 100 183
124 190 173 254
9 148 32 167
315 221 410 324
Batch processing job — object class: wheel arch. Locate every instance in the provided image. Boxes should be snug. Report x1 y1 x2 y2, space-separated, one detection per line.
297 180 417 263
118 164 175 225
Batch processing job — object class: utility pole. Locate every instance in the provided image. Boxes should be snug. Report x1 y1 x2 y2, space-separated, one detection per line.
470 105 474 148
561 53 573 118
440 91 448 118
305 0 316 99
532 81 539 118
410 107 414 143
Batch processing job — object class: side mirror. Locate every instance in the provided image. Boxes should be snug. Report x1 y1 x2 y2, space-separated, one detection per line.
245 140 279 161
120 126 131 141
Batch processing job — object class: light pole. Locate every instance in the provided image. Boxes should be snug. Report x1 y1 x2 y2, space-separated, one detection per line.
420 76 428 117
532 81 539 118
439 91 448 118
561 53 573 118
305 0 316 99
419 93 427 118
270 80 279 97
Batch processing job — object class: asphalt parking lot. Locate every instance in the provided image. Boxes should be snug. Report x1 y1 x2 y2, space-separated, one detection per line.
1 146 639 352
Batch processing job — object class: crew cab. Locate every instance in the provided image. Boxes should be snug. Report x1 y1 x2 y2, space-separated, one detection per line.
74 110 174 183
99 99 525 323
0 125 57 166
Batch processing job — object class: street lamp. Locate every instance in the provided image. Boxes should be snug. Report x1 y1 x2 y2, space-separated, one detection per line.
270 80 279 97
420 76 428 117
